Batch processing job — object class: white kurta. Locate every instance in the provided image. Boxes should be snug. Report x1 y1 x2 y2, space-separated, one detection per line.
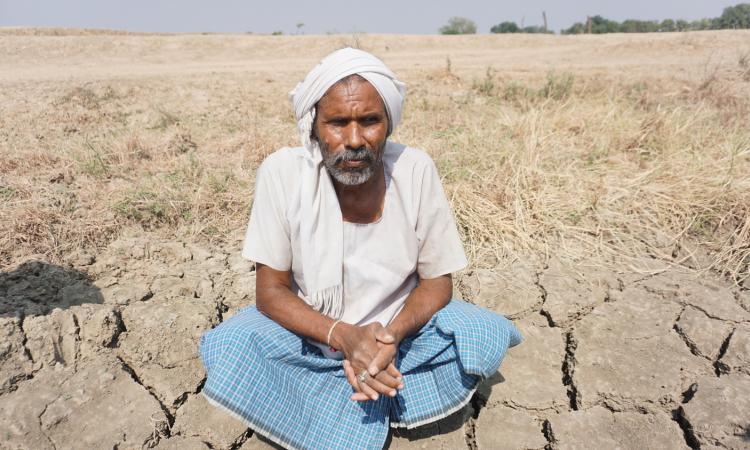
242 142 467 357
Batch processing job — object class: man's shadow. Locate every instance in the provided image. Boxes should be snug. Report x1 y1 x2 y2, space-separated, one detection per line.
0 260 104 318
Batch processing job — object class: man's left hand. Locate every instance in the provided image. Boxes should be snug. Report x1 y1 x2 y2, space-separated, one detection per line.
343 326 404 401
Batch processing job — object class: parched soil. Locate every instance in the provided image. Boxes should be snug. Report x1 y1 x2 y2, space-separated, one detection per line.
1 29 749 449
2 234 749 449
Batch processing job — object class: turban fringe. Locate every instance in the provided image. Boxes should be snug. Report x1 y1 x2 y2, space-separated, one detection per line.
288 48 406 319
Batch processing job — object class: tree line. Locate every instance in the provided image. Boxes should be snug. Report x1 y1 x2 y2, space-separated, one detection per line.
438 3 750 35
562 4 750 34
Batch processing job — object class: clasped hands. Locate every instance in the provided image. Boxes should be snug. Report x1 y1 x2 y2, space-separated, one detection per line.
331 322 404 402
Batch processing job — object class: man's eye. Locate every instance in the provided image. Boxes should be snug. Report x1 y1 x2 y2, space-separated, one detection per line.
330 119 348 126
362 116 381 125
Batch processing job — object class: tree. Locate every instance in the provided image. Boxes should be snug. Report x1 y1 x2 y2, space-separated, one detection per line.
620 19 644 33
561 7 750 35
439 17 477 35
718 3 750 29
522 25 552 34
589 15 621 33
562 22 586 34
660 19 676 32
689 18 713 30
490 21 520 33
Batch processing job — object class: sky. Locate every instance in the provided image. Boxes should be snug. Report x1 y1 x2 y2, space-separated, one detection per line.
0 0 742 34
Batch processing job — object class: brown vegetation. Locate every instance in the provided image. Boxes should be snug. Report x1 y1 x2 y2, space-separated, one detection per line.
1 30 748 285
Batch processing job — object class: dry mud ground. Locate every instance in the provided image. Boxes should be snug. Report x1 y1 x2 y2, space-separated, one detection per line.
1 29 750 449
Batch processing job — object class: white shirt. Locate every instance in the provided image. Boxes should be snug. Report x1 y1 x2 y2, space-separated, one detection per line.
242 142 467 356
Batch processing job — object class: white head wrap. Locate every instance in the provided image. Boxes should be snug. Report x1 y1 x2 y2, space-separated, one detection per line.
288 47 406 319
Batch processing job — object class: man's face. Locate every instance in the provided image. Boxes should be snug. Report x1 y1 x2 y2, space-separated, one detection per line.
313 75 388 186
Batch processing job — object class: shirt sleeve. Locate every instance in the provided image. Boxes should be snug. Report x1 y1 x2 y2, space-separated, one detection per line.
240 158 292 271
415 158 468 279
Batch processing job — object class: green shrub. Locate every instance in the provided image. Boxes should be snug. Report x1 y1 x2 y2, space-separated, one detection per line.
439 17 477 35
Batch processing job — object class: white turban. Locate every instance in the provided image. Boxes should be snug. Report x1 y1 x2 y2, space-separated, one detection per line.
288 47 407 319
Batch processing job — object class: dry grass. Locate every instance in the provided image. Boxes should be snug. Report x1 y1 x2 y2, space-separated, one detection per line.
1 30 749 284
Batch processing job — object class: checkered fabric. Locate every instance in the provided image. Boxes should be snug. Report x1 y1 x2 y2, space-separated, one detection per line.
200 300 522 450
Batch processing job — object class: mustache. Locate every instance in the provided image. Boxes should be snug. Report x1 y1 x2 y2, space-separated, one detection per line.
330 146 375 166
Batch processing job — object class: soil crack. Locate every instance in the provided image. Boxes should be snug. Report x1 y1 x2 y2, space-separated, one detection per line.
227 429 253 450
672 406 701 449
534 268 555 328
561 331 579 410
465 393 484 450
464 416 478 450
713 328 735 376
18 313 34 363
684 302 748 325
673 313 704 359
37 392 64 450
116 356 174 437
542 419 555 450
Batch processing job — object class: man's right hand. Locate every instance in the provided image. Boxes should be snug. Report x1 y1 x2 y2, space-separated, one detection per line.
332 322 403 401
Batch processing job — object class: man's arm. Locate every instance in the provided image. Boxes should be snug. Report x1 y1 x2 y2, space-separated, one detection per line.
255 263 336 345
387 274 453 343
255 263 403 401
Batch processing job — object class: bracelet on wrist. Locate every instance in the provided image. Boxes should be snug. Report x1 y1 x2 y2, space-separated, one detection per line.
326 319 342 347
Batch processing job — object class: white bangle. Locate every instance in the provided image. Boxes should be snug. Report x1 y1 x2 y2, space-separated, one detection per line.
327 319 342 347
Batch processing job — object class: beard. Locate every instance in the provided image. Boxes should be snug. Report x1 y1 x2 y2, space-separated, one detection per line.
319 139 386 186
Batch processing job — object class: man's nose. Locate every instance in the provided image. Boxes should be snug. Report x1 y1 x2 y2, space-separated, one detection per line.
343 122 364 150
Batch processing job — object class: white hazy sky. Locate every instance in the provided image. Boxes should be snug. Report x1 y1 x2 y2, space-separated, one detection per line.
0 0 741 34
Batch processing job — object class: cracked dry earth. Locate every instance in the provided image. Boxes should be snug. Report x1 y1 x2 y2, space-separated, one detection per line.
2 233 749 450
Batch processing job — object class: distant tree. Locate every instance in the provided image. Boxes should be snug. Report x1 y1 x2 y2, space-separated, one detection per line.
562 22 586 34
439 17 477 35
718 3 750 29
563 16 621 34
631 20 659 32
620 19 643 33
589 15 621 33
660 19 676 32
490 21 520 33
271 30 283 35
561 3 750 35
689 18 712 30
522 25 552 34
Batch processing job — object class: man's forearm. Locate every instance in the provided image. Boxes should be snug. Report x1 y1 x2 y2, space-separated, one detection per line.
256 275 336 346
386 274 453 343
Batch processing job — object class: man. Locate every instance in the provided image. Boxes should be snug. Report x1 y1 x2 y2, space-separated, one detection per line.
200 48 521 450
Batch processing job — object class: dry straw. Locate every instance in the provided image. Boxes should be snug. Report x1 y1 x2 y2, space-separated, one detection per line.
1 32 748 285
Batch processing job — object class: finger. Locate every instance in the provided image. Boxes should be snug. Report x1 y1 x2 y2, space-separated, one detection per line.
386 363 404 389
386 362 403 378
345 361 369 401
343 360 361 392
373 370 401 391
351 392 369 402
364 374 397 398
358 378 380 401
368 343 398 376
367 349 393 376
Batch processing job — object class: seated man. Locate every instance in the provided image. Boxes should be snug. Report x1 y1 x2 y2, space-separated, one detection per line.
200 48 521 450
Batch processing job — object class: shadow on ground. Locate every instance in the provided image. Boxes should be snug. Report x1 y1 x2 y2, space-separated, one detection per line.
0 260 103 318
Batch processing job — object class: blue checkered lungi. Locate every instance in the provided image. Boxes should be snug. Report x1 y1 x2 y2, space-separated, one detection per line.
200 300 522 450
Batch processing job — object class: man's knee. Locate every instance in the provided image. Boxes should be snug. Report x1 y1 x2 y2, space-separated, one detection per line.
206 308 274 347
